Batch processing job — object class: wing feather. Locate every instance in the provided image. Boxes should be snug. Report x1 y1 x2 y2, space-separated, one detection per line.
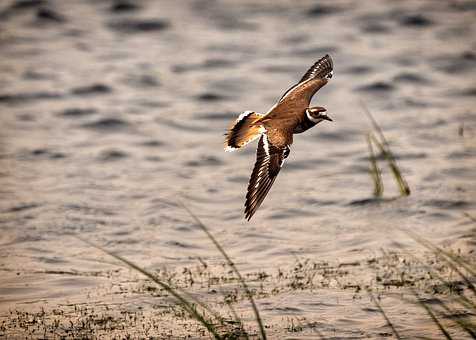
299 54 333 83
278 54 333 102
244 134 290 220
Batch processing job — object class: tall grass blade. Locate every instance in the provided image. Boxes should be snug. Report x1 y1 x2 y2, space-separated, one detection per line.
310 326 326 340
437 299 476 338
405 252 476 311
224 298 250 340
369 133 410 196
179 201 267 340
362 103 410 196
75 236 223 340
407 228 476 276
179 287 227 327
366 132 384 197
403 230 476 295
366 289 402 339
464 212 476 223
409 287 453 340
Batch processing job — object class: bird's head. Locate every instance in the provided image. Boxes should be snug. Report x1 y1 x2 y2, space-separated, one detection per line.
306 106 333 123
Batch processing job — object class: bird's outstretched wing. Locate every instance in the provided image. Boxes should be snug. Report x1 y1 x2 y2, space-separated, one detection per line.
245 133 291 220
277 55 333 103
298 54 334 84
260 55 333 122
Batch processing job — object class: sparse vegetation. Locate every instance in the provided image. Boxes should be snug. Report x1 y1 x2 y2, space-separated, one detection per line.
362 103 411 197
2 232 475 338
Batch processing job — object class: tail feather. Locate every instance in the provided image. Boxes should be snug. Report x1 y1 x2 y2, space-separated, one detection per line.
225 111 264 151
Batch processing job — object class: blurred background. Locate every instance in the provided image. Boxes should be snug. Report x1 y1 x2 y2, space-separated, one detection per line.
0 0 475 338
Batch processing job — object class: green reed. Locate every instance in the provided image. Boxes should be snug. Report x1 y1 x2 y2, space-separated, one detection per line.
405 251 476 312
403 229 476 296
179 201 267 340
405 252 476 337
366 289 401 339
75 236 223 339
366 132 383 197
400 231 476 338
79 196 268 339
362 103 410 196
464 212 476 223
437 298 476 338
377 241 476 339
409 287 453 340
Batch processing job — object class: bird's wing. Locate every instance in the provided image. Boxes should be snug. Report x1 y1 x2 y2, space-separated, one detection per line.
262 55 333 121
245 131 292 220
278 54 333 103
298 54 334 84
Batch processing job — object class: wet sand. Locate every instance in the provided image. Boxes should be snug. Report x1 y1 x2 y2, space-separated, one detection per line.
0 0 475 338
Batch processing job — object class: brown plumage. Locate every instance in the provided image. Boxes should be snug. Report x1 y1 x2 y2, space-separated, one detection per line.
225 54 334 220
224 111 264 150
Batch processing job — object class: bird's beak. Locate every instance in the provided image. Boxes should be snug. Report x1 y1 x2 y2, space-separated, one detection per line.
323 115 333 122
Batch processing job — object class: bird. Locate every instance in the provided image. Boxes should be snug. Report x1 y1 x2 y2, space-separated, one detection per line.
224 54 334 220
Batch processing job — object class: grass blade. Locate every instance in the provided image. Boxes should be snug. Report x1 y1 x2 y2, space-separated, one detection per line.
178 286 227 327
464 212 476 223
403 230 476 296
366 132 384 197
437 299 476 338
178 201 267 340
223 294 250 340
75 236 223 340
369 133 410 196
406 252 476 312
366 289 402 339
409 287 453 340
362 103 410 196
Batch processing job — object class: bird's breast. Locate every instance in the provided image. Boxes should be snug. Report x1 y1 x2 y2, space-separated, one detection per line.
293 114 316 134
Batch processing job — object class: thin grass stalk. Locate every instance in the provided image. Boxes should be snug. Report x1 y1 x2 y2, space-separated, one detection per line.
361 102 410 195
402 293 476 337
414 239 476 296
369 134 410 196
412 234 476 277
361 101 395 153
403 230 476 295
218 287 249 340
409 287 453 340
310 325 326 340
437 299 476 338
366 289 402 339
224 298 249 340
141 258 227 327
366 132 384 197
179 201 267 340
405 252 476 311
75 236 223 340
410 220 476 276
464 212 476 223
178 287 227 327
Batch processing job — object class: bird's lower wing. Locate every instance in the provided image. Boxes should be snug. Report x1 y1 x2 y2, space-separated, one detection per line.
245 134 290 220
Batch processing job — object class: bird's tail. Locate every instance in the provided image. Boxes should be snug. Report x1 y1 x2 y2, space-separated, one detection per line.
224 111 264 151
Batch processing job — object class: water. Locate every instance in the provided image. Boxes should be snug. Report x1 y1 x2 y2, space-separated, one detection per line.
0 0 475 338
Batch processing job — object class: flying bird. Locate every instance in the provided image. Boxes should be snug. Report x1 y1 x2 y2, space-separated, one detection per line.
225 54 334 220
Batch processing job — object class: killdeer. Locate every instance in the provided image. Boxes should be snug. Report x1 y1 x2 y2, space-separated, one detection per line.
225 55 334 220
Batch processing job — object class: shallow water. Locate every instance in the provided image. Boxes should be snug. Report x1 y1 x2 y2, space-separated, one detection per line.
0 0 475 338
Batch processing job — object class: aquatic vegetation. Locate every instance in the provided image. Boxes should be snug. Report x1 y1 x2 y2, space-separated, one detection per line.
75 201 268 339
366 132 383 197
362 103 411 196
